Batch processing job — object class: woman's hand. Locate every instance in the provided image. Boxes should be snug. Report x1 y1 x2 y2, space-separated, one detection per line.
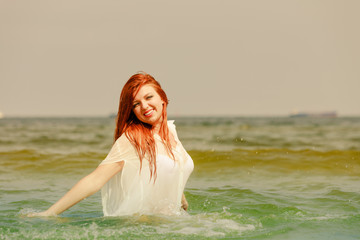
26 210 54 217
181 193 189 211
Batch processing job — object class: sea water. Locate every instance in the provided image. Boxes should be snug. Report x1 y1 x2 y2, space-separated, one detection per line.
0 116 359 239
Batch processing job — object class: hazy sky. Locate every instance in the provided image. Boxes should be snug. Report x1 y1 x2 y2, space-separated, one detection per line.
1 0 359 117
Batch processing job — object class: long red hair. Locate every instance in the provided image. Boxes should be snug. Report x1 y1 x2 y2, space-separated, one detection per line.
114 72 174 181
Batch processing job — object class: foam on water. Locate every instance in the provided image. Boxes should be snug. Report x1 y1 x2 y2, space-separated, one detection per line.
153 212 256 237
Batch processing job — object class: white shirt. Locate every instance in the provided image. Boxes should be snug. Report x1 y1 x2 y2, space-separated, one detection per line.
100 121 194 216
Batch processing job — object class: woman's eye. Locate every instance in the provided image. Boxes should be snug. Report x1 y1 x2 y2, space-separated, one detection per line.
146 95 153 100
133 103 139 108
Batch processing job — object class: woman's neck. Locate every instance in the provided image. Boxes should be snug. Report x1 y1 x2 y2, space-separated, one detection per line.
151 117 164 135
152 123 162 135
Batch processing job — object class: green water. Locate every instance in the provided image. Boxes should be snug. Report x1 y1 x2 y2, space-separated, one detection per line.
1 117 359 239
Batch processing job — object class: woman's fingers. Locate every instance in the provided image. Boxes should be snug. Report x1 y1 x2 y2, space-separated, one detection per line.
25 211 53 217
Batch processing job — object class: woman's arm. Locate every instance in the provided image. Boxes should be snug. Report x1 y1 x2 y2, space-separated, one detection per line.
181 193 189 211
29 161 124 217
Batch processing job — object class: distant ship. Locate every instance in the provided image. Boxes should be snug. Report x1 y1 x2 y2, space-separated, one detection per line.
289 111 337 118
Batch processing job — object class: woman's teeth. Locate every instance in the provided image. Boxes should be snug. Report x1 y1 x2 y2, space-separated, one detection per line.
144 110 153 116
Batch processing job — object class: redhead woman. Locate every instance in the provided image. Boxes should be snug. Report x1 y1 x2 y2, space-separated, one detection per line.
29 72 194 217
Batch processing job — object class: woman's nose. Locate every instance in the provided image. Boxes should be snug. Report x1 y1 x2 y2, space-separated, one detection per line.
141 101 149 110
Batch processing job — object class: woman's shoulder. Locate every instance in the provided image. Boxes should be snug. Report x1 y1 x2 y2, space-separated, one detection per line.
167 120 176 129
100 133 138 165
114 133 133 148
111 133 138 158
167 120 179 139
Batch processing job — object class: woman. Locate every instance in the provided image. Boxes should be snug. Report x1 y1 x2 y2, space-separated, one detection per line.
30 72 194 217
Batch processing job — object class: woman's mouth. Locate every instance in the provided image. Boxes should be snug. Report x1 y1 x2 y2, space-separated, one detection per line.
144 109 154 117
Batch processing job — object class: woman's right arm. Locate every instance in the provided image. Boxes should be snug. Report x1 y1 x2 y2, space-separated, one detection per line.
28 161 124 217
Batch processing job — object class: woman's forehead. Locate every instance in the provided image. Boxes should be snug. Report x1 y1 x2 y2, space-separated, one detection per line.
133 84 156 99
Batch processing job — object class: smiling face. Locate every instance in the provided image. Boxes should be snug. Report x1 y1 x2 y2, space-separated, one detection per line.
132 84 165 131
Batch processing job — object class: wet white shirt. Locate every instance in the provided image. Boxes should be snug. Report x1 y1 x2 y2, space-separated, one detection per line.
100 121 194 216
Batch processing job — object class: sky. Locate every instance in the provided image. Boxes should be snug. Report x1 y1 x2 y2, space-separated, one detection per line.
1 0 359 117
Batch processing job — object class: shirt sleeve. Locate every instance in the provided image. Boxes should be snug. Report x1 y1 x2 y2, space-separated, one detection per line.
167 120 180 141
100 134 138 165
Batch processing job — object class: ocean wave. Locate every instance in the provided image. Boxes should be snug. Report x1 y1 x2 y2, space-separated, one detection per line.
189 148 360 176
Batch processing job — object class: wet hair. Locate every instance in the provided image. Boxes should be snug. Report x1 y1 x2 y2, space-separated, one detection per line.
114 72 174 181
